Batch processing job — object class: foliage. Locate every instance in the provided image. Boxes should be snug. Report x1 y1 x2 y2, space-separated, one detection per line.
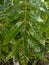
0 0 49 65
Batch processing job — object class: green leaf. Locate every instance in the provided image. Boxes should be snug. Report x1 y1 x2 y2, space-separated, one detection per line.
3 22 23 45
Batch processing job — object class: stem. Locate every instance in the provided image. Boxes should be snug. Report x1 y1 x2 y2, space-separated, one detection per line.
24 0 27 31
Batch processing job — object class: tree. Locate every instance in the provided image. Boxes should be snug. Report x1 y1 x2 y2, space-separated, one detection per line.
0 0 49 65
